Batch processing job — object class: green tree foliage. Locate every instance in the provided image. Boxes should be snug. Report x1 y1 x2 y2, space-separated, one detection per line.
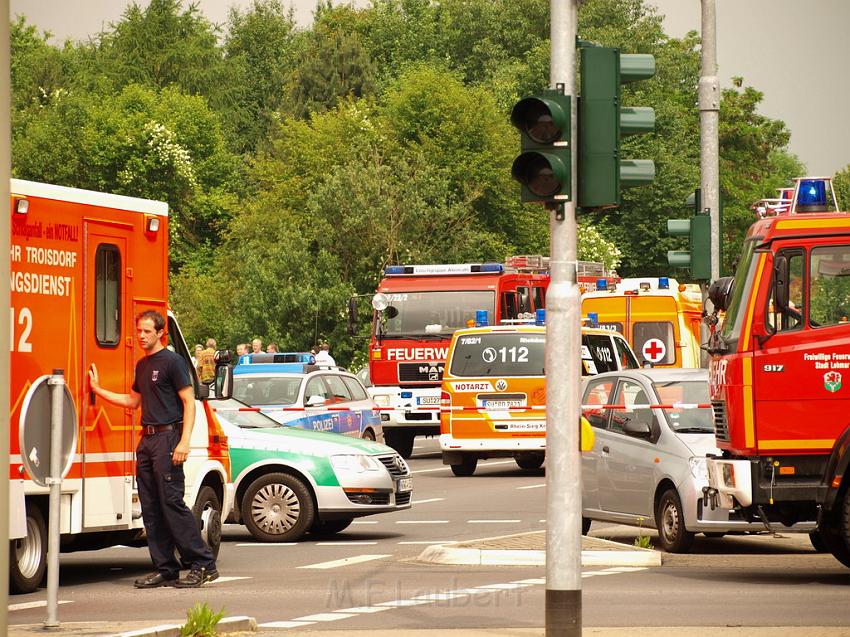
834 165 850 210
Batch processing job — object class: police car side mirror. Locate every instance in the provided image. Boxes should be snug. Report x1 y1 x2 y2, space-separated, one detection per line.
214 365 233 400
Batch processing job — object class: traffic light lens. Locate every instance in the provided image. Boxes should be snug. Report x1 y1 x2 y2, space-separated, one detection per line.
511 98 565 144
512 153 565 197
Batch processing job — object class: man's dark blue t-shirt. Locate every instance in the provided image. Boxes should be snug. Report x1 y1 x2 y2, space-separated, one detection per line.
132 348 192 425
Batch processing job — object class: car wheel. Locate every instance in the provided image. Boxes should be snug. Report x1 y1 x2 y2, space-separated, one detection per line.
515 453 544 471
310 518 354 537
450 456 477 477
582 517 591 536
655 488 695 553
361 428 376 442
809 529 829 553
386 431 414 459
241 472 315 542
192 486 222 560
10 506 47 594
703 532 726 539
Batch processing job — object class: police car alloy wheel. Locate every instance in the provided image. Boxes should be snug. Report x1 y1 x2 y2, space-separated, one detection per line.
241 472 316 542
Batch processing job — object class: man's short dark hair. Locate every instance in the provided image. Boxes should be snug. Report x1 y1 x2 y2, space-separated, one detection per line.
136 310 166 332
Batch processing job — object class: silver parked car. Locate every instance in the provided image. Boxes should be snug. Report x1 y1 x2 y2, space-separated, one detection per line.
580 368 813 553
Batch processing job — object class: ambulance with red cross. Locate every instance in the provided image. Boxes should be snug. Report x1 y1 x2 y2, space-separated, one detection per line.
8 180 231 593
581 276 703 368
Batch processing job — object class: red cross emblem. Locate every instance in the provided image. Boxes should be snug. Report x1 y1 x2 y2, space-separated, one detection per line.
642 338 666 363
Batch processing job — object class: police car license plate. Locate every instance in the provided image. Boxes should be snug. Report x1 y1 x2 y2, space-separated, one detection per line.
396 477 413 493
417 396 440 406
493 421 546 432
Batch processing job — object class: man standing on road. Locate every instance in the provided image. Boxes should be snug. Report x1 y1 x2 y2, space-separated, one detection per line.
89 310 219 588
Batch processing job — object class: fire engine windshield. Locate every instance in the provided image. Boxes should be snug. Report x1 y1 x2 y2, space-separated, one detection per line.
379 291 495 336
450 333 545 377
720 239 757 342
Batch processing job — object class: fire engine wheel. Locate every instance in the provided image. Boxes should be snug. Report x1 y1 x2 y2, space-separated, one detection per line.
450 456 477 477
242 472 315 542
809 529 829 553
9 506 47 594
192 486 222 560
582 517 591 536
515 453 545 471
385 431 414 459
655 488 695 553
309 518 354 537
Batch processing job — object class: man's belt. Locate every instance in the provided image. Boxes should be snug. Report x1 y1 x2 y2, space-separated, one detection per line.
141 422 181 436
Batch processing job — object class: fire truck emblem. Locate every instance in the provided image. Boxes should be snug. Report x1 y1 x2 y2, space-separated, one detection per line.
824 371 842 393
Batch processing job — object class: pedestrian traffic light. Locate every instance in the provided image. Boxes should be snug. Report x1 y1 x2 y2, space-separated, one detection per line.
667 188 712 280
578 46 656 209
510 88 571 204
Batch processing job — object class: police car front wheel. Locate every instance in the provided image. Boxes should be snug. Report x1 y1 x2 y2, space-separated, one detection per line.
241 473 315 542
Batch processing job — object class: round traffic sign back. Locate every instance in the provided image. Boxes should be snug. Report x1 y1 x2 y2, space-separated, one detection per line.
642 338 667 364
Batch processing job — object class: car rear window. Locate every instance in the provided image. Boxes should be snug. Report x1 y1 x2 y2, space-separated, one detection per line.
233 376 302 406
449 332 545 377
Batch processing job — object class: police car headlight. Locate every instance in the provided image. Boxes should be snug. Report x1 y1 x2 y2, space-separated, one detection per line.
372 394 391 407
331 454 381 474
688 456 708 481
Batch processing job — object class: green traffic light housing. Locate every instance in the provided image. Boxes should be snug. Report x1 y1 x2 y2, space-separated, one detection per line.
510 90 572 203
578 46 656 209
667 188 712 280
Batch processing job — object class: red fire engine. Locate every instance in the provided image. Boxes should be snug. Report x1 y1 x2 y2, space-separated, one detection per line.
8 180 231 593
703 176 850 566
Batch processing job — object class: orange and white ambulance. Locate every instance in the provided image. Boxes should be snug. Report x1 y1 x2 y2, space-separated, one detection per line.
581 277 703 368
8 179 231 593
439 321 637 476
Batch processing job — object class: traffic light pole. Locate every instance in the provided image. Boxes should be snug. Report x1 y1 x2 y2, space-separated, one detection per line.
546 1 582 635
700 0 721 281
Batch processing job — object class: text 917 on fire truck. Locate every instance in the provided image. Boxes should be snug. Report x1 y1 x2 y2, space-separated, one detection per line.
8 180 231 593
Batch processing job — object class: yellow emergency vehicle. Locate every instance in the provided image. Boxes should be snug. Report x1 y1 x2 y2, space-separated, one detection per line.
439 322 634 476
581 276 703 368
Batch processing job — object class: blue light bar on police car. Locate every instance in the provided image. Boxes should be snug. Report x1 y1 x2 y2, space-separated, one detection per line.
241 352 316 365
383 263 504 276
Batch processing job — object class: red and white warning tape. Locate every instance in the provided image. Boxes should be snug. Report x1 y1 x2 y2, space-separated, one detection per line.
212 403 711 413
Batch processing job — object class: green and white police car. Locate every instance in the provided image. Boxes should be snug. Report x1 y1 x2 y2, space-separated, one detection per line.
213 397 412 541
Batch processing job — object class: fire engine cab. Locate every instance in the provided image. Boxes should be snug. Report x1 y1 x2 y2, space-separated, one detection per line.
702 176 850 566
582 276 703 368
8 180 231 593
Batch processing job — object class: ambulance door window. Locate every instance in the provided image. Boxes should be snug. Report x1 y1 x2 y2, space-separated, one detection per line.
517 287 531 314
95 244 121 346
633 322 675 365
581 378 615 429
768 249 804 332
809 246 850 328
533 286 545 310
501 292 518 320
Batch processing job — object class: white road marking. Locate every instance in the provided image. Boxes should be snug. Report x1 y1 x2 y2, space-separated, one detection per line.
468 519 521 524
299 554 391 570
397 540 458 545
512 578 546 585
9 600 72 611
315 541 378 546
336 606 393 614
291 613 357 622
517 483 546 490
351 520 378 524
375 599 430 607
411 459 515 474
412 497 445 504
258 621 315 628
395 520 449 524
235 542 296 547
208 576 251 584
412 591 469 601
475 582 529 590
411 466 451 474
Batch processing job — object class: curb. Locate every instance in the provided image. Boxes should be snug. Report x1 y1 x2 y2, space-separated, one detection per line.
117 615 257 637
416 535 661 568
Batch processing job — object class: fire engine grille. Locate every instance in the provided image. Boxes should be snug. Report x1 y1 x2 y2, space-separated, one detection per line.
712 400 729 442
398 362 444 383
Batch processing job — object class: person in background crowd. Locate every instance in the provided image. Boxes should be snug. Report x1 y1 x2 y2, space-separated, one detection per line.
314 342 336 367
192 344 202 368
235 343 247 357
251 338 263 354
266 343 279 353
196 338 216 385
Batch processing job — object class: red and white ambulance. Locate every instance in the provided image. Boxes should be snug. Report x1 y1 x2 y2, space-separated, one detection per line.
8 179 231 593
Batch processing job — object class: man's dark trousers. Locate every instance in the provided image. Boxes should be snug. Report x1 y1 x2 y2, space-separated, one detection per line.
136 429 216 577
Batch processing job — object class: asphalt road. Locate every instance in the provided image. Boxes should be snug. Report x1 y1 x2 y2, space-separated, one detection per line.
8 437 850 630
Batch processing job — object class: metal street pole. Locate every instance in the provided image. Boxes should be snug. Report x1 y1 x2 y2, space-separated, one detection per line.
700 0 721 281
546 0 581 635
0 0 11 633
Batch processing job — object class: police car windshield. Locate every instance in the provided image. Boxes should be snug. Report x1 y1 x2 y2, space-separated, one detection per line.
653 380 713 433
450 333 545 377
233 376 302 406
380 291 495 336
213 399 282 429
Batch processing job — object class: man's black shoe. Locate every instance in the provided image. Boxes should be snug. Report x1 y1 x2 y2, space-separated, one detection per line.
174 567 219 588
134 572 177 588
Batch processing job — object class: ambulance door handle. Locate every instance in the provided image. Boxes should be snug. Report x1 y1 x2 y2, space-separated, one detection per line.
602 445 610 454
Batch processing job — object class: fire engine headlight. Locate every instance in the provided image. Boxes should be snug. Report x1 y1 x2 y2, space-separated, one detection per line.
372 293 389 311
688 456 708 481
373 394 391 407
331 454 381 474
